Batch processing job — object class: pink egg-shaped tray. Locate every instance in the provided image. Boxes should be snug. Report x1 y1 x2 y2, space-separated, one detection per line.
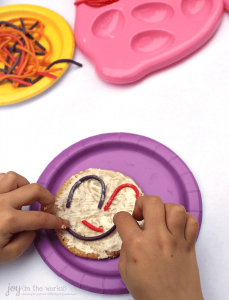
74 0 229 84
30 133 202 294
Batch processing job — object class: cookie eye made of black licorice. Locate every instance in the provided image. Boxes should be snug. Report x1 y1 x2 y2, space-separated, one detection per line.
66 175 117 241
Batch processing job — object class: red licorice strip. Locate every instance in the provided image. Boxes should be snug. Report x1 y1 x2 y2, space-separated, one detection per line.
74 0 119 7
35 72 57 79
82 220 104 233
0 34 25 74
104 184 140 211
0 72 32 86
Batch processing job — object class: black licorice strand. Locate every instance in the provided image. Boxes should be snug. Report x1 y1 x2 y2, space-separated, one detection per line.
18 59 83 87
66 175 106 209
65 175 117 241
28 59 83 86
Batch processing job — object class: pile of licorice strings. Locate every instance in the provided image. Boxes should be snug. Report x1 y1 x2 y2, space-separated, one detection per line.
0 18 82 88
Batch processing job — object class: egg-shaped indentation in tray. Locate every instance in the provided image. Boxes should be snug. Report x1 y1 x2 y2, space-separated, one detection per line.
181 0 213 20
132 2 174 23
92 9 125 39
131 30 175 54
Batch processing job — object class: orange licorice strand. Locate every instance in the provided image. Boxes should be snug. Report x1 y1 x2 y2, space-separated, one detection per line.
27 30 52 64
13 43 30 86
0 56 11 68
0 45 39 81
0 37 13 49
0 35 25 73
13 44 36 87
29 61 50 67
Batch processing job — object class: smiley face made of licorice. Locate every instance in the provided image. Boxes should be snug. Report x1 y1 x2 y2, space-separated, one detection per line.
66 175 140 241
54 169 144 259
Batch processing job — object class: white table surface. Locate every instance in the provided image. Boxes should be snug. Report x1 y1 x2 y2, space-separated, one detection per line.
1 0 229 299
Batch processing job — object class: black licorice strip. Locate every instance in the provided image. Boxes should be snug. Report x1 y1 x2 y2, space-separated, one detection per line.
66 225 116 241
30 59 83 85
35 51 45 56
26 33 46 51
29 21 39 30
65 175 117 241
20 18 26 43
6 50 22 75
66 175 106 209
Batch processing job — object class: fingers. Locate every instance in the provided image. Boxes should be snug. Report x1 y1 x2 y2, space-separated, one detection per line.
113 211 142 244
0 173 5 181
118 244 127 278
9 210 70 233
184 213 199 246
0 171 30 194
132 196 167 232
6 183 55 211
165 204 187 238
1 231 36 263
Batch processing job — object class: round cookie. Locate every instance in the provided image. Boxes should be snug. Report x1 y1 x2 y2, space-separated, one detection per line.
53 168 144 259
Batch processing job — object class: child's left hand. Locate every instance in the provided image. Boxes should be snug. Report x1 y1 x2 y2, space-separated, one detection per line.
0 171 70 264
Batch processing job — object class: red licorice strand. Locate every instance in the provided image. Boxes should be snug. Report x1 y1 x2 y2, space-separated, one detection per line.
3 46 24 75
74 0 119 7
0 34 25 75
36 72 57 79
82 220 104 233
2 47 59 79
0 33 25 74
0 73 32 86
104 184 140 211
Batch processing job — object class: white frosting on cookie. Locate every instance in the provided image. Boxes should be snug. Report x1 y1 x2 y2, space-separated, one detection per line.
55 168 144 259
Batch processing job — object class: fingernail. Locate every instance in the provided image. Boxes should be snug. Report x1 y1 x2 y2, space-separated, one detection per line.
63 219 70 228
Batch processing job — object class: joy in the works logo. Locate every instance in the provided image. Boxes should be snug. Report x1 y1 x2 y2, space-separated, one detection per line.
5 284 28 296
5 283 67 297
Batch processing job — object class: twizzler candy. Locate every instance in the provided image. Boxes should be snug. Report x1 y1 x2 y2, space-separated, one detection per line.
104 183 140 211
66 176 140 241
74 0 229 84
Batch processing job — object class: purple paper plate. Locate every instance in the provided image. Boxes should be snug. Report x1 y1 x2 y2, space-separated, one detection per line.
30 133 202 295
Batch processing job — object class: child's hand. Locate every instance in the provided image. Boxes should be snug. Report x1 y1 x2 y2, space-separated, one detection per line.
114 196 204 300
0 172 70 264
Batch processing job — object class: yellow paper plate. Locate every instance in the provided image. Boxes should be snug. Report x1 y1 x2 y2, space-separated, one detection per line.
0 4 75 105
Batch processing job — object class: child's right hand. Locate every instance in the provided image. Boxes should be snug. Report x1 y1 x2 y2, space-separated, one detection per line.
0 172 70 264
114 196 204 300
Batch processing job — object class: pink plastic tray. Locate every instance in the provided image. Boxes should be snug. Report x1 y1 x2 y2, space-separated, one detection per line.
75 0 229 84
31 133 202 294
